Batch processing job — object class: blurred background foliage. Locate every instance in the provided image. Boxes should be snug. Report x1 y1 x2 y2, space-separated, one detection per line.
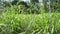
0 0 60 14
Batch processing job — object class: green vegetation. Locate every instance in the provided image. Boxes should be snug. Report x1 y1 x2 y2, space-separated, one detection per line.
0 0 60 34
0 10 60 34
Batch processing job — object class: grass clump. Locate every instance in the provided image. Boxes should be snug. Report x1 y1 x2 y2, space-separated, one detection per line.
0 12 60 34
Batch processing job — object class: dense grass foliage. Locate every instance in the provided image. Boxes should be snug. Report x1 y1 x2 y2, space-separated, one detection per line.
0 0 60 34
0 12 60 34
